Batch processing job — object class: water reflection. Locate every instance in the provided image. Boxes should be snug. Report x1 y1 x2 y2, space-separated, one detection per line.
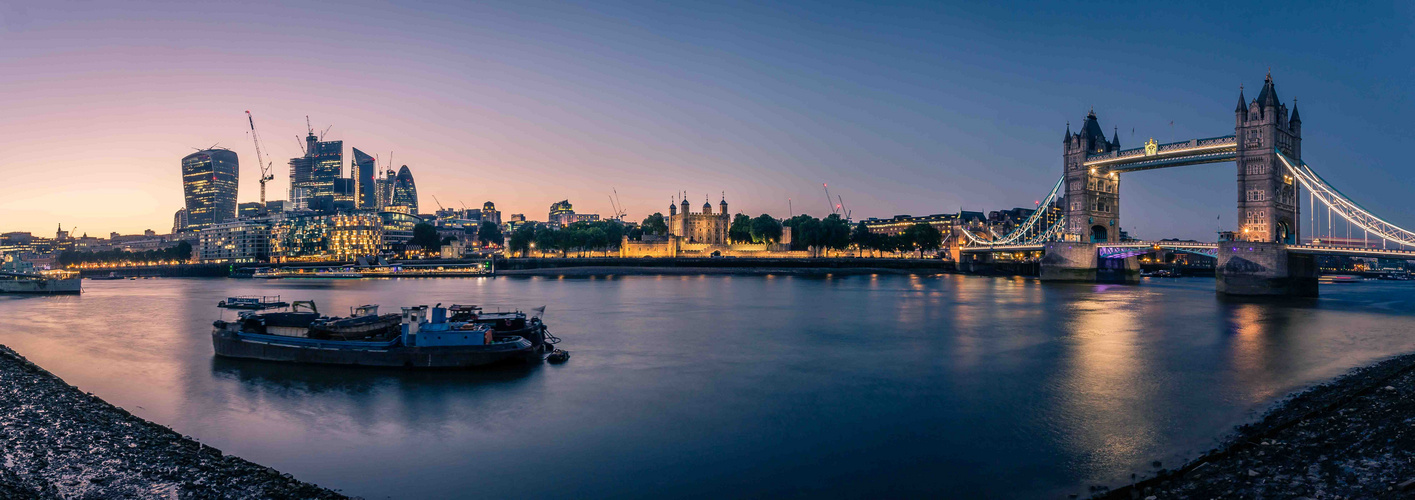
3 277 1415 499
1056 284 1157 479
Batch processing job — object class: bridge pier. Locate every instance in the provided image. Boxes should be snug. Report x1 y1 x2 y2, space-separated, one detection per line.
1039 242 1141 283
1039 242 1095 281
1216 242 1318 297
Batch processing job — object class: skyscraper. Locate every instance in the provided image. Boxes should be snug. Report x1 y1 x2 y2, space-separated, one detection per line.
181 148 239 231
351 148 377 209
289 131 343 212
390 165 419 215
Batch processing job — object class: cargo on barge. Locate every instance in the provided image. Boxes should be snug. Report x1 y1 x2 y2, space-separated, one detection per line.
212 303 537 368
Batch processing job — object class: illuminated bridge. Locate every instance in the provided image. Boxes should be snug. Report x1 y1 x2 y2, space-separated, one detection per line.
958 72 1415 296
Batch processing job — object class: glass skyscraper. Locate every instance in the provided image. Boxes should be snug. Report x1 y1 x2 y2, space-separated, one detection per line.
391 165 419 215
289 131 343 212
181 148 239 230
351 148 377 209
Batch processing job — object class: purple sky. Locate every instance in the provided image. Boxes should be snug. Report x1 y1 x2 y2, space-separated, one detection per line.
2 1 1412 240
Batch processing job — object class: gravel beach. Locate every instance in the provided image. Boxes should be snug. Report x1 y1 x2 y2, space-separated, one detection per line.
0 345 347 499
1099 351 1415 499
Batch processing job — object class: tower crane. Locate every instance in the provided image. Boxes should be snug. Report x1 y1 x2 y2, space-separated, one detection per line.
245 111 275 208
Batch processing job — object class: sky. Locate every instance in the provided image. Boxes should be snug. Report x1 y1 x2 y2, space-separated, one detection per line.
1 1 1412 241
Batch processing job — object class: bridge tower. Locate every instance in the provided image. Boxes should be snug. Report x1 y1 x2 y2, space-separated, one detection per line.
1062 110 1122 243
1234 72 1302 243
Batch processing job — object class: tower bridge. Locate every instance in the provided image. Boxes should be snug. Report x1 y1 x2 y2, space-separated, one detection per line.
960 73 1415 296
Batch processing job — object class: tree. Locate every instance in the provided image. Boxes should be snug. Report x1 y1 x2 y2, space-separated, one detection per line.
508 224 536 256
851 222 876 257
641 213 668 236
749 214 783 244
410 223 441 250
534 226 559 257
821 214 852 255
903 223 943 258
174 240 193 262
477 221 504 247
729 214 753 243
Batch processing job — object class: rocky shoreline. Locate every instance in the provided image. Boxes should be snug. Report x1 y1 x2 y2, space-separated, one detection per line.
0 345 347 499
1097 351 1415 499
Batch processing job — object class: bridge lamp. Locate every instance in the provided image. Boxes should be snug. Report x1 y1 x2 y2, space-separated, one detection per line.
1090 167 1096 174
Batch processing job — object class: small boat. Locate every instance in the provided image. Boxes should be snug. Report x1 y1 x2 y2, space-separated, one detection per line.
212 302 537 368
1319 275 1363 284
89 272 124 281
218 295 290 310
546 349 570 363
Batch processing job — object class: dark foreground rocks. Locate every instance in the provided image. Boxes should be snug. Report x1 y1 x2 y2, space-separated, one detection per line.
0 345 348 499
1101 352 1415 499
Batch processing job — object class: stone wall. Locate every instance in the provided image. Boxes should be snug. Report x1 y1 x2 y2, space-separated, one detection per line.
1216 242 1318 296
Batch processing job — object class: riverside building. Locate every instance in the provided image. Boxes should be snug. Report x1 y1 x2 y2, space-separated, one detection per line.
197 219 271 263
270 212 383 263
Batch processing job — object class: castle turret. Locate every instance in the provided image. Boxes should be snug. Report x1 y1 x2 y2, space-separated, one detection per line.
702 196 713 215
719 194 728 214
681 197 690 215
669 199 677 216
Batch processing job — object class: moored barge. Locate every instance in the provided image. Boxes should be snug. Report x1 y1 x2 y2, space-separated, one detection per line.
212 302 538 368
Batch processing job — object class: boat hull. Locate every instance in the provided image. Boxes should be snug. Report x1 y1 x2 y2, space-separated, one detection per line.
0 278 81 294
212 330 535 368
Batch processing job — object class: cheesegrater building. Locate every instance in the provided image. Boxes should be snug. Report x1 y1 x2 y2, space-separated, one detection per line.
181 148 239 231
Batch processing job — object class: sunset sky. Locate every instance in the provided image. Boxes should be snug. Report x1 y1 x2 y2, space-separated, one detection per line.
2 1 1412 240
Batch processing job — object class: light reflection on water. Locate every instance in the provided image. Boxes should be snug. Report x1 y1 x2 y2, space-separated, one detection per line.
1 276 1414 498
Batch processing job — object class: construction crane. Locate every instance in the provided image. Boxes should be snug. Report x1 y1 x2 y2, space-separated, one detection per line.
607 188 627 221
823 183 837 215
245 111 275 207
836 194 851 220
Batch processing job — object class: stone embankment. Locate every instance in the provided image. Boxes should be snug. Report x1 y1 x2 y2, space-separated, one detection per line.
0 345 348 499
1098 352 1415 499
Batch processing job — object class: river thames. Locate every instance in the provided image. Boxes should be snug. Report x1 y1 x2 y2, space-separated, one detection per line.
1 275 1413 498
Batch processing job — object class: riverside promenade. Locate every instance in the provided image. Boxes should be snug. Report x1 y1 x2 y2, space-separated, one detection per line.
0 345 345 498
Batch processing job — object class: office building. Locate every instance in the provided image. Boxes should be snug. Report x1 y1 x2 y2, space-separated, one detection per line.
481 201 501 225
351 148 377 209
271 212 383 262
181 148 239 230
238 202 264 219
197 219 271 263
389 165 418 214
289 131 343 212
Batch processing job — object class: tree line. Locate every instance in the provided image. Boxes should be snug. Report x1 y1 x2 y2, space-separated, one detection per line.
56 241 193 267
506 220 627 257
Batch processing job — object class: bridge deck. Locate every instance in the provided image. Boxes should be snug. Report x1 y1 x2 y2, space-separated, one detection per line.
961 241 1415 261
1084 136 1237 173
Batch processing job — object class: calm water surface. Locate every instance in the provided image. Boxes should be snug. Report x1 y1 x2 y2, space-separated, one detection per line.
2 275 1414 498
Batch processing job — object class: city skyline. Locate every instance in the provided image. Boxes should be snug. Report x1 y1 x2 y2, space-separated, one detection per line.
2 2 1413 239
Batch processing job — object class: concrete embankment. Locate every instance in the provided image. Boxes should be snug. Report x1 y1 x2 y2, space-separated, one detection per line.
497 265 951 277
0 345 347 499
494 257 955 276
1097 352 1415 499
